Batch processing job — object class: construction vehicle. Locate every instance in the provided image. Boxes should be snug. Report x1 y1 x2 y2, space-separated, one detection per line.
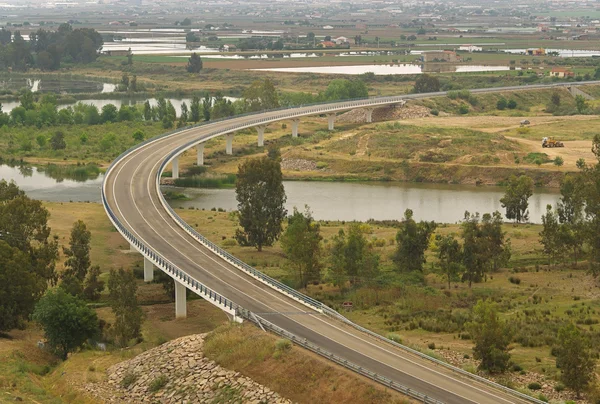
542 137 564 148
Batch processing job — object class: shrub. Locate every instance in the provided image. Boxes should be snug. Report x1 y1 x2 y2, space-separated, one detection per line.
430 109 439 116
511 364 523 372
509 276 521 285
121 372 138 388
507 99 518 109
428 342 436 350
387 333 403 344
554 382 565 392
221 239 237 247
149 375 168 393
554 156 564 166
274 338 292 352
497 98 508 110
528 382 542 391
458 104 469 114
316 161 328 169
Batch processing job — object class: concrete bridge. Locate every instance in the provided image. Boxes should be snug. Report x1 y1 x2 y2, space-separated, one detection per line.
103 81 599 403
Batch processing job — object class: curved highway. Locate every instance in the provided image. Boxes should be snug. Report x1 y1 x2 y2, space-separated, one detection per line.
104 82 596 403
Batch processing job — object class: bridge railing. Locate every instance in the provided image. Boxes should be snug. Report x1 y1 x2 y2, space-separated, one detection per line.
102 86 581 404
236 307 444 404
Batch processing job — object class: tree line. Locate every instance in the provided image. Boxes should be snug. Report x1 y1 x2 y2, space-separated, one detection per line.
231 147 597 397
0 181 143 359
0 23 103 71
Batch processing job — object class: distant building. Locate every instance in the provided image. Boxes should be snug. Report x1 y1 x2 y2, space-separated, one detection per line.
333 36 349 45
320 41 336 48
221 44 236 52
550 67 574 78
526 48 546 56
458 44 482 52
102 50 130 56
322 25 334 30
421 50 459 62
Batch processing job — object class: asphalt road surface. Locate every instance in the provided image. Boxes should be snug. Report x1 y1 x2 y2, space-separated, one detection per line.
105 82 599 403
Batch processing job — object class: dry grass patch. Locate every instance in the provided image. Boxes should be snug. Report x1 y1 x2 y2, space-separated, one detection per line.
204 322 413 404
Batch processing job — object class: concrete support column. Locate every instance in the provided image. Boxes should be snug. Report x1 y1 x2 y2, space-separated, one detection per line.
327 113 336 131
143 257 154 282
291 119 300 138
365 108 374 123
196 144 204 166
225 133 234 155
256 125 266 147
171 156 179 179
175 280 187 318
129 242 137 252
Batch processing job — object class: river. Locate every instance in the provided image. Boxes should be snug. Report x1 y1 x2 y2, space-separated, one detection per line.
1 163 560 223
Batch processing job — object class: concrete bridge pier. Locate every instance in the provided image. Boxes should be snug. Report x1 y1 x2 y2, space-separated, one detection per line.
256 125 266 147
143 257 154 282
365 108 374 123
225 133 234 155
327 113 336 131
291 119 300 138
175 280 187 318
129 242 137 252
196 144 204 166
171 156 179 179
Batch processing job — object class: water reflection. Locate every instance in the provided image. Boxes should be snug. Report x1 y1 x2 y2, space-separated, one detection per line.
0 163 103 202
166 181 561 224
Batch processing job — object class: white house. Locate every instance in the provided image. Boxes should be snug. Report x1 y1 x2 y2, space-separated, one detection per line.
323 25 334 30
334 36 349 45
458 44 482 52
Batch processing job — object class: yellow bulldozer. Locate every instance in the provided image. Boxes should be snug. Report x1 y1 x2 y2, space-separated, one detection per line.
542 137 564 148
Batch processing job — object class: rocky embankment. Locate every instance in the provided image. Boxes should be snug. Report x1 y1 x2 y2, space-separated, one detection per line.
87 334 292 403
337 104 432 123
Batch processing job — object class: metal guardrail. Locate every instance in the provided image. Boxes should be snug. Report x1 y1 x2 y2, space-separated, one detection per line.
102 82 600 403
154 94 550 404
236 308 444 404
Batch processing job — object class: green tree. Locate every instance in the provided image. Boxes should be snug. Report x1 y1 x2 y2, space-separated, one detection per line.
581 134 600 276
575 95 587 114
437 234 462 289
500 175 533 223
413 74 440 93
329 224 379 288
461 212 486 287
143 100 152 121
32 288 99 360
132 130 145 142
36 134 46 148
242 78 280 112
202 93 211 121
393 209 436 272
323 79 368 101
481 211 511 271
108 268 144 347
280 206 322 288
60 220 92 296
496 98 507 110
0 180 58 298
190 96 201 122
556 323 596 397
235 156 287 251
50 130 66 150
82 265 104 301
187 53 203 73
467 299 512 373
540 204 560 266
0 240 38 331
100 103 118 123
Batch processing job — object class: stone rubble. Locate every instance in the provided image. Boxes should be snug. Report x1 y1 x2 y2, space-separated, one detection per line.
84 334 292 404
336 103 432 123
